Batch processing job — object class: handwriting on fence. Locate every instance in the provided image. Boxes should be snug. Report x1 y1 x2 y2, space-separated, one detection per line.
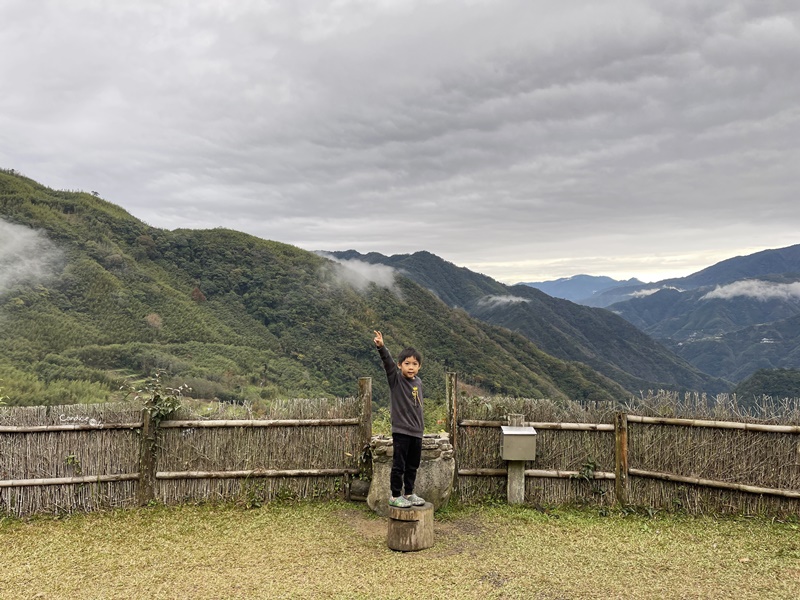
59 414 103 427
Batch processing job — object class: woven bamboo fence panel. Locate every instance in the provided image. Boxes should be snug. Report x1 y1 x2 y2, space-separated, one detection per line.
1 397 364 516
456 397 616 506
154 397 362 506
623 391 800 515
454 392 800 515
0 403 142 517
628 423 800 516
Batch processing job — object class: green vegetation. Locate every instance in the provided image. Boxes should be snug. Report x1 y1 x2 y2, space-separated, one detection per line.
130 370 190 425
2 501 799 599
0 169 625 408
733 368 800 402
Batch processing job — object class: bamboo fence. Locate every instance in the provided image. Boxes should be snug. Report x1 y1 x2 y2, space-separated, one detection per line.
1 380 372 517
0 403 142 517
452 391 617 506
154 396 364 506
6 381 800 518
450 385 800 516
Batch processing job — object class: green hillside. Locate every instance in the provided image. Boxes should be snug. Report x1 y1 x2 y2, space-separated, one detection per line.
733 368 800 401
0 169 625 407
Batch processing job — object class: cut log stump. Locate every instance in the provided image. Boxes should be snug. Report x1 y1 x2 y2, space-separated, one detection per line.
387 502 434 552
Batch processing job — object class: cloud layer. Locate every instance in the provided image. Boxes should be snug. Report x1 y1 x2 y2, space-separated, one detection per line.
702 280 800 301
2 1 799 283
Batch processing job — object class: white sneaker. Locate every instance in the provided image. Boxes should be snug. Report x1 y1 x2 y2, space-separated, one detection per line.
389 495 412 508
404 493 425 506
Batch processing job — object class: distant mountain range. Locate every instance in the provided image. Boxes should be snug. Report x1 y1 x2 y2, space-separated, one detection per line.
330 250 725 393
519 246 800 382
519 274 643 304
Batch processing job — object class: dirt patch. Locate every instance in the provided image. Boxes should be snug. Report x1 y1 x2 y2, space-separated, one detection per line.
335 507 386 541
336 505 487 555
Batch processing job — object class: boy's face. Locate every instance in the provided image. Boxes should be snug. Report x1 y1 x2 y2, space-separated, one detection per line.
399 356 421 379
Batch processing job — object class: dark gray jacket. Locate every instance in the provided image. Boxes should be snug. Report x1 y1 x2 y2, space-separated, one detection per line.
378 345 424 438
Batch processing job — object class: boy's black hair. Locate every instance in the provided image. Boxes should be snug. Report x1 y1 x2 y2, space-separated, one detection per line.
398 347 422 365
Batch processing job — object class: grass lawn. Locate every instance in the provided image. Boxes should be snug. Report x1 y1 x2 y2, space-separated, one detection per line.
2 501 800 599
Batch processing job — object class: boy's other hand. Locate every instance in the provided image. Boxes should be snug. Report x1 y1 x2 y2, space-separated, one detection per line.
373 330 384 348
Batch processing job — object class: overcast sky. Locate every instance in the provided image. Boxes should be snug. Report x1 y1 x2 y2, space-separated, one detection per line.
2 1 799 284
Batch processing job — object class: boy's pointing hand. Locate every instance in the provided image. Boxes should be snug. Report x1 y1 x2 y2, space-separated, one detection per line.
373 330 384 348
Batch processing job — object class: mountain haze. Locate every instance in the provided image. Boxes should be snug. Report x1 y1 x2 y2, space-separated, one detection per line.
520 274 642 304
608 275 800 381
525 244 800 383
571 245 800 309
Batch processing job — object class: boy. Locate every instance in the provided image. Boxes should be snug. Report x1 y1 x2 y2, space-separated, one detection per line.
373 330 426 508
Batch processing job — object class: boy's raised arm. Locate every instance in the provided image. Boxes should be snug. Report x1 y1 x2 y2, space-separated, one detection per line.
373 330 396 380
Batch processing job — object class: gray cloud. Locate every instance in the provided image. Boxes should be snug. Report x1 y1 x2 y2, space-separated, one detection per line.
0 219 62 295
701 280 800 301
1 1 799 283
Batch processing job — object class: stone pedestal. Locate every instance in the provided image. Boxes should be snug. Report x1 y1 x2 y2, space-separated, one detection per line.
387 502 434 552
367 434 454 517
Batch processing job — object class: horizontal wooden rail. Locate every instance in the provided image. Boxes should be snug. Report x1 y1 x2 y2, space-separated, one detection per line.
458 419 614 431
530 422 615 431
0 423 142 433
0 473 140 488
458 468 506 476
458 468 615 480
159 418 361 428
629 468 800 499
526 469 616 480
0 418 362 432
156 468 359 479
460 416 800 433
627 415 800 433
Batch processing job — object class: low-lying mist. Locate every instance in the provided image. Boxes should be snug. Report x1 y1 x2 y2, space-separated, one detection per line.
0 219 63 295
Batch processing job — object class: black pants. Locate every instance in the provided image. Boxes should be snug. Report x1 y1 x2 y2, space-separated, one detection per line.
390 433 422 497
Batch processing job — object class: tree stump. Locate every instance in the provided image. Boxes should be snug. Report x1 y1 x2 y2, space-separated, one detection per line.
387 502 434 552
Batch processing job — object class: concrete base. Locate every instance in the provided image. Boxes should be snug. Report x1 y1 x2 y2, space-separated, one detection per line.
367 434 454 517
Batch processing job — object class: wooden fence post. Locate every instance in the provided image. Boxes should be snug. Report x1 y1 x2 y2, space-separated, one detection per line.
446 372 458 452
614 412 629 506
358 377 372 449
446 372 459 496
136 407 156 506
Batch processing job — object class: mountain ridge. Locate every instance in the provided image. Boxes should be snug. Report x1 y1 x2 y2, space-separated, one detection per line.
0 169 625 406
330 250 726 393
514 244 800 382
519 274 643 304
